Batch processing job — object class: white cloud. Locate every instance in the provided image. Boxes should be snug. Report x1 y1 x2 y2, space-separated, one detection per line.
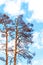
26 18 32 23
18 63 22 65
4 0 25 16
33 32 40 49
0 0 6 5
33 32 39 44
32 31 43 49
40 30 43 45
28 0 43 21
32 60 43 65
22 0 29 3
41 38 43 45
23 0 43 21
1 0 43 21
8 39 15 49
33 60 38 65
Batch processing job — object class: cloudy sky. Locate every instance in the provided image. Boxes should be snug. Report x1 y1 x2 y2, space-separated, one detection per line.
0 0 43 65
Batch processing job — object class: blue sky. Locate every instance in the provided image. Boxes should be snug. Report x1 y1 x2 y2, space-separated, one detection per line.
0 0 43 65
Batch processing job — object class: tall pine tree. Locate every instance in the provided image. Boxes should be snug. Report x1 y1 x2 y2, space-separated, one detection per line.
0 14 35 65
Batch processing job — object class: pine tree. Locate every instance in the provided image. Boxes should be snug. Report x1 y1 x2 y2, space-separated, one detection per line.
0 14 35 65
0 14 15 65
12 15 35 65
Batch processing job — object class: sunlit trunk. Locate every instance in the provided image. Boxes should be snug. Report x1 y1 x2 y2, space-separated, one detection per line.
6 29 8 65
14 38 17 65
14 20 18 65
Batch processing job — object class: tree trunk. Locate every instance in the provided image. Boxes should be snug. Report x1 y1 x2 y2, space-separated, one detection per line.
14 21 18 65
6 30 8 65
14 39 17 65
